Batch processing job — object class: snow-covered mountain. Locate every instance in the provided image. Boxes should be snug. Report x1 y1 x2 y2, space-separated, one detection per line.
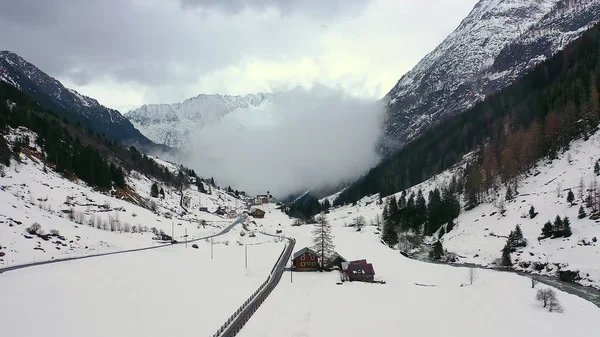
0 51 157 148
125 93 275 147
382 0 600 151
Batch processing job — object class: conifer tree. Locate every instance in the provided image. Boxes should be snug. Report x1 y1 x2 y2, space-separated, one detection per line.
552 215 563 238
567 189 575 206
562 216 572 237
446 220 455 233
578 205 587 219
529 205 537 219
381 200 397 248
501 242 512 267
150 182 159 198
541 221 553 239
507 224 526 250
595 161 600 176
312 214 334 270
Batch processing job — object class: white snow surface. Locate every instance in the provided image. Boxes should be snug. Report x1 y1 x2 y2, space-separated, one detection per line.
0 232 285 337
238 204 600 337
0 127 244 267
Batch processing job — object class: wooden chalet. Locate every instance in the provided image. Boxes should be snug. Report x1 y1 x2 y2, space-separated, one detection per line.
325 252 347 270
292 247 319 271
342 259 375 282
250 208 266 218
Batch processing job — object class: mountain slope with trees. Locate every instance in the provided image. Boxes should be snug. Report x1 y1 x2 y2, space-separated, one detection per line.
335 19 600 207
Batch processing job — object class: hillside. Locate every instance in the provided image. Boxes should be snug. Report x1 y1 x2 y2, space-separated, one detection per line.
0 51 161 150
336 18 600 206
382 0 600 151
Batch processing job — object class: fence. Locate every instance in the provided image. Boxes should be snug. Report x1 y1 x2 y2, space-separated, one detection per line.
211 233 295 337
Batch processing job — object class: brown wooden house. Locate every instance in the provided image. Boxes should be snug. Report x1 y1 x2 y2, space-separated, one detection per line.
292 247 319 271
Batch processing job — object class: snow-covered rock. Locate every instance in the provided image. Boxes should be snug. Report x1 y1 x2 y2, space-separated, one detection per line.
125 93 275 148
382 0 600 151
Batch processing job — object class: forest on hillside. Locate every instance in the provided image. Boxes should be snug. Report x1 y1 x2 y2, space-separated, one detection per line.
335 21 600 206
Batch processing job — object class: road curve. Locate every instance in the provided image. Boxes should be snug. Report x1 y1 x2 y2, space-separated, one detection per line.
0 215 246 275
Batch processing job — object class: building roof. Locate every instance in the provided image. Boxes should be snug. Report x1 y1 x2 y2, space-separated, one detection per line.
342 259 375 276
326 252 347 265
344 262 375 276
293 247 318 260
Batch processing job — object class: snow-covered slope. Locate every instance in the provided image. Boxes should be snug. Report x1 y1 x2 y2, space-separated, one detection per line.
0 127 244 267
320 129 600 290
382 0 600 150
125 93 274 148
0 51 156 147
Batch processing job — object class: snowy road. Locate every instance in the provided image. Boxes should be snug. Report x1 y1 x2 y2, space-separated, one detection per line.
0 215 246 275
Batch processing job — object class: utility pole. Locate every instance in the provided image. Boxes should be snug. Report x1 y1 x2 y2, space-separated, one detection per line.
290 258 293 283
245 244 248 269
185 228 188 248
211 237 214 259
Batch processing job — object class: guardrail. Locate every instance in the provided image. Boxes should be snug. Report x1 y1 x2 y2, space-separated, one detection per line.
212 233 295 337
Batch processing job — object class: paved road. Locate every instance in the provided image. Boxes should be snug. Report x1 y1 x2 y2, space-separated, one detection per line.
0 215 246 275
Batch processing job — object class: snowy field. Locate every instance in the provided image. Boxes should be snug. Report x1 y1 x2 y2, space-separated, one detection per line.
240 205 600 337
0 127 244 266
0 229 285 337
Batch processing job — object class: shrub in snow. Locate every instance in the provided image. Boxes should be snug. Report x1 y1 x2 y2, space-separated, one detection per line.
536 289 563 313
192 244 199 249
49 229 60 236
558 270 580 282
398 230 423 252
529 206 538 219
26 223 43 235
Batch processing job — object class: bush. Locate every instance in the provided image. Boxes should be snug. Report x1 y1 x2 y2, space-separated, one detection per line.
192 243 199 249
26 223 43 235
49 229 60 236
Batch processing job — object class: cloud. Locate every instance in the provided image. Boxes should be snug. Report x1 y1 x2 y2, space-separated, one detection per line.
0 0 479 111
178 0 371 18
178 85 384 197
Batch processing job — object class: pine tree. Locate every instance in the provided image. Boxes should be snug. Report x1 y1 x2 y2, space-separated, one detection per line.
578 205 587 219
501 242 513 267
595 161 600 176
562 216 572 237
567 189 575 205
541 221 553 239
505 185 514 201
381 213 399 248
438 226 446 239
529 205 537 219
159 187 165 198
150 182 159 198
430 240 444 260
312 214 334 270
507 224 526 251
388 196 399 229
552 215 563 238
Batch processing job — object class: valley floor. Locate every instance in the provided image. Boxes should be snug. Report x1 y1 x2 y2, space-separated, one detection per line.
241 206 600 337
0 229 284 337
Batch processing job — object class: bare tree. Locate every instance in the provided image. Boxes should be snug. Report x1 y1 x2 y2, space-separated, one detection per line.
531 276 539 289
578 177 586 201
123 223 131 233
467 268 479 285
536 289 562 312
373 214 382 229
556 182 563 197
312 214 334 270
355 215 365 231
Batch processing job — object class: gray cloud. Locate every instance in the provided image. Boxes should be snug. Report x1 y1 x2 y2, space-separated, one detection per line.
176 85 384 197
178 0 370 18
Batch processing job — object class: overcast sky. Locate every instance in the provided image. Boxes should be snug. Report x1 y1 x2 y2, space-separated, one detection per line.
0 0 478 113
